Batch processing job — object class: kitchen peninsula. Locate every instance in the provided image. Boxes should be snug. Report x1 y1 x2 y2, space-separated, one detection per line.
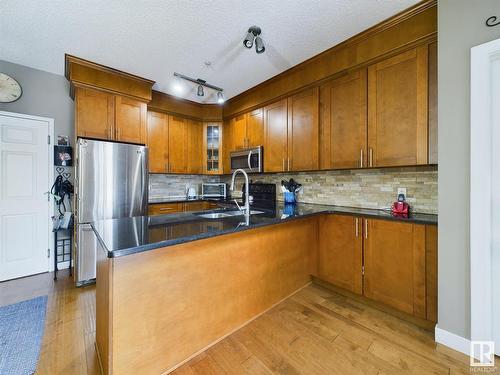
93 203 437 374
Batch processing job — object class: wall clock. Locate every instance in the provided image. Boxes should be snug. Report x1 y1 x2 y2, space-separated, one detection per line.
0 73 22 103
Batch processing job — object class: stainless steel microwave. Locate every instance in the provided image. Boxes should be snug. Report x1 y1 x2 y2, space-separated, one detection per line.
230 146 263 173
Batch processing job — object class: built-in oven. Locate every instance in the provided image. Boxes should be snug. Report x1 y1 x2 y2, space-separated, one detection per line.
230 146 263 173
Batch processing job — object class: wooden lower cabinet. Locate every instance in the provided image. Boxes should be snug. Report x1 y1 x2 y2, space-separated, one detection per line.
148 203 183 215
363 219 426 319
149 201 218 216
183 201 217 211
318 215 362 294
317 214 437 323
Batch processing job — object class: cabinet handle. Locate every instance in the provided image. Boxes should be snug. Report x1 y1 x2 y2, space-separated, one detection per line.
365 219 368 239
282 158 285 171
159 207 174 211
360 149 363 168
287 158 290 171
369 148 373 167
355 218 359 237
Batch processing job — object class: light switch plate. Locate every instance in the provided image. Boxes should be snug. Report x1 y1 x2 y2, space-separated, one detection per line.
397 187 407 199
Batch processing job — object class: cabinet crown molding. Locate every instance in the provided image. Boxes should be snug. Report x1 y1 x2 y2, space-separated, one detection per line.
65 54 155 102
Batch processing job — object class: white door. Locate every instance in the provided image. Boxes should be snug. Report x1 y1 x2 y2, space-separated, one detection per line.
0 112 52 281
471 38 500 356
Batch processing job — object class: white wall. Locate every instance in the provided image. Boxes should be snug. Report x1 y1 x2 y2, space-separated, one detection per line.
438 0 500 340
0 60 74 143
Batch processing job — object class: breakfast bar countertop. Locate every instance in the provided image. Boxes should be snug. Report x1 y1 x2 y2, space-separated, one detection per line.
92 202 438 258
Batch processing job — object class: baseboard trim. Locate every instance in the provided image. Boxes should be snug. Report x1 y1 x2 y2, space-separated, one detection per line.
435 326 471 356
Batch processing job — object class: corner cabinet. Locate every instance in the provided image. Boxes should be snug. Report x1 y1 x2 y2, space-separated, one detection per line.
75 86 147 144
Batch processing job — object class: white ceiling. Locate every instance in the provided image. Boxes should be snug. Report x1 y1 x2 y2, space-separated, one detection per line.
0 0 419 103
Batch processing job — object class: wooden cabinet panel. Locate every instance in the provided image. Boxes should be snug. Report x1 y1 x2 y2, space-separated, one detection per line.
287 87 319 171
183 201 214 212
246 108 264 147
148 203 183 215
147 111 169 173
75 87 114 140
187 120 203 174
363 219 426 318
168 116 188 173
367 47 428 167
318 215 363 294
320 70 367 169
222 120 231 174
264 99 288 172
115 96 147 144
231 114 247 150
425 225 438 322
428 42 438 165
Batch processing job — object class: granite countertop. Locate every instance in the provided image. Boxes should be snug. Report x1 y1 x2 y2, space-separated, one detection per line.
92 202 437 258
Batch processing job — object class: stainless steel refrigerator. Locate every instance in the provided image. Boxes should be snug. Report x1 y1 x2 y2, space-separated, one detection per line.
75 139 148 286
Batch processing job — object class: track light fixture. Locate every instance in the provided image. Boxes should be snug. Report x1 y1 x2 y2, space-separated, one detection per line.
243 26 265 54
173 72 224 104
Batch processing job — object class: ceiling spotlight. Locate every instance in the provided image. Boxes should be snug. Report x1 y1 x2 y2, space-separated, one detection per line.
243 26 265 54
172 81 184 95
255 36 265 54
197 84 204 96
217 91 225 104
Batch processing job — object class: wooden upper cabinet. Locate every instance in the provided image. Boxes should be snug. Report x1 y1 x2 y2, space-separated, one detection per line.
246 108 264 148
187 120 203 174
115 96 147 144
231 114 247 150
75 87 114 140
168 116 188 173
363 219 426 318
320 70 367 169
222 120 231 174
428 42 438 165
147 111 168 173
264 99 288 172
367 46 428 167
287 87 319 171
318 215 363 294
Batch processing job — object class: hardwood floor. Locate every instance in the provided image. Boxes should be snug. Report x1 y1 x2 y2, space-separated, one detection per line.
1 272 494 374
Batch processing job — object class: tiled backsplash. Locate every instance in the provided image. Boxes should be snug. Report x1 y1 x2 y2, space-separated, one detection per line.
221 167 438 214
150 166 438 214
149 174 219 200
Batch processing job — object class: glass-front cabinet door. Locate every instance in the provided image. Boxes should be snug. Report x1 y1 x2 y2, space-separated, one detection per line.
203 122 222 174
